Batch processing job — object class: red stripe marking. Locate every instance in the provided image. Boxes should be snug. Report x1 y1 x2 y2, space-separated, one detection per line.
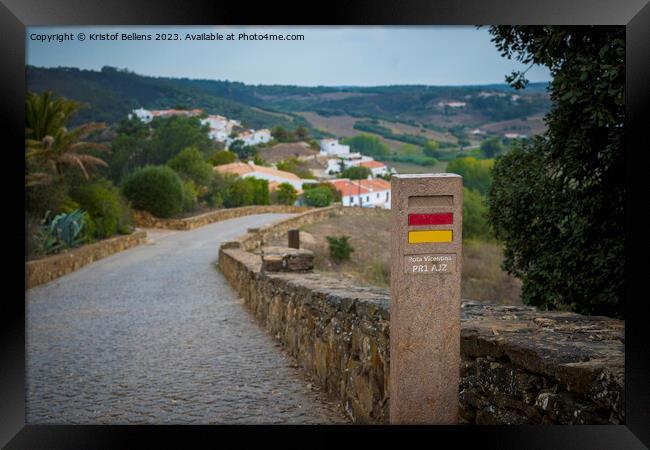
408 213 453 226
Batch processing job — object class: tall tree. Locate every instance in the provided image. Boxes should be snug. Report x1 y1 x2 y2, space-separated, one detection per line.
486 26 625 317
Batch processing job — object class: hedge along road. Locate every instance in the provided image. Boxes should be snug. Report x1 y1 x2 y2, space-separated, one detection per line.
26 213 348 424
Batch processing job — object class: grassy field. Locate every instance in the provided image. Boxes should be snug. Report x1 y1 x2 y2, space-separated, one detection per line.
268 210 522 306
377 119 457 143
383 160 449 175
298 112 448 152
481 113 547 136
257 142 318 164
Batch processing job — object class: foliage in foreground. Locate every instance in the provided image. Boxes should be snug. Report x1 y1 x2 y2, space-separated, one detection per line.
487 26 624 318
25 91 109 188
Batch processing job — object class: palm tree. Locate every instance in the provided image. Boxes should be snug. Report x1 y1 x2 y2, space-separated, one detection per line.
25 91 109 186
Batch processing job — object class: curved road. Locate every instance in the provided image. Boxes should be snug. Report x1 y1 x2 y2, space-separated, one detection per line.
26 213 347 424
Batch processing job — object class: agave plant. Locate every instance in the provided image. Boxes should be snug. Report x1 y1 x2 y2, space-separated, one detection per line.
50 209 87 248
35 209 87 255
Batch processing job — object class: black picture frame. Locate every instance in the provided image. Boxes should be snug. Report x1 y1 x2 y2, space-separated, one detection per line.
3 0 649 447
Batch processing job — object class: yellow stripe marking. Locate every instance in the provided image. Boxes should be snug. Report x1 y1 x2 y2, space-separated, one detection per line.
408 230 453 244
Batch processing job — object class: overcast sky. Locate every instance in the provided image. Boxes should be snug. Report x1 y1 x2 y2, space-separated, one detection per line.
27 26 551 87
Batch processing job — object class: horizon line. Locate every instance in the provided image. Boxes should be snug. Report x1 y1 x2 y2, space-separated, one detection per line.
27 64 551 90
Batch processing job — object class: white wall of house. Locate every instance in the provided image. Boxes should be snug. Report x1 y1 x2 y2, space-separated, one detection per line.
320 139 350 156
326 154 375 174
252 129 271 145
224 129 271 148
131 107 153 123
342 190 391 209
367 165 389 177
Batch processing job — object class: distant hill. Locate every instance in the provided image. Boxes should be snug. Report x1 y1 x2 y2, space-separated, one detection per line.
26 65 550 133
25 66 304 130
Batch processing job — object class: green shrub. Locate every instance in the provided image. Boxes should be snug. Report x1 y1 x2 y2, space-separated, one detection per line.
208 150 236 166
121 165 184 218
276 157 315 179
303 182 341 202
222 177 254 208
447 157 494 196
326 235 354 263
339 166 371 180
209 192 224 209
275 182 297 205
80 211 96 242
181 179 199 212
249 178 270 205
480 137 505 158
341 134 390 158
303 186 333 207
463 187 491 240
167 146 213 186
59 197 81 213
71 179 128 239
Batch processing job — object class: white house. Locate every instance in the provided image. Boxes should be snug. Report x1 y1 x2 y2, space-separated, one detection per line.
129 107 203 123
437 101 467 108
200 115 244 143
329 178 391 209
358 160 389 177
319 138 350 156
130 107 153 123
253 129 272 145
325 152 378 175
214 161 308 192
201 115 229 141
504 133 527 139
225 129 272 148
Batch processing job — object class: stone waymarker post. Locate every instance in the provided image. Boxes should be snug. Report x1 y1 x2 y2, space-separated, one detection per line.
389 173 462 424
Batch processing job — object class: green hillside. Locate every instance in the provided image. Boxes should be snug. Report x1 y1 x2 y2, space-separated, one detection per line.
25 66 302 130
27 66 550 132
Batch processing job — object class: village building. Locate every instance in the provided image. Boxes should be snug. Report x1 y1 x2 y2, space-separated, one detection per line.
200 115 241 142
358 160 389 177
325 153 369 174
225 129 272 148
328 178 391 209
504 132 527 139
129 107 204 123
319 138 351 156
214 161 312 193
324 153 388 177
437 101 467 108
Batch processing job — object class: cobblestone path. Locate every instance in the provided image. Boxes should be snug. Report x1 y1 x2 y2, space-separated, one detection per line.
26 214 348 424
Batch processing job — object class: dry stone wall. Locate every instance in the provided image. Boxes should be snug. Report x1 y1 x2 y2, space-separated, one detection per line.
218 244 625 425
26 231 147 289
220 205 343 251
133 205 313 230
